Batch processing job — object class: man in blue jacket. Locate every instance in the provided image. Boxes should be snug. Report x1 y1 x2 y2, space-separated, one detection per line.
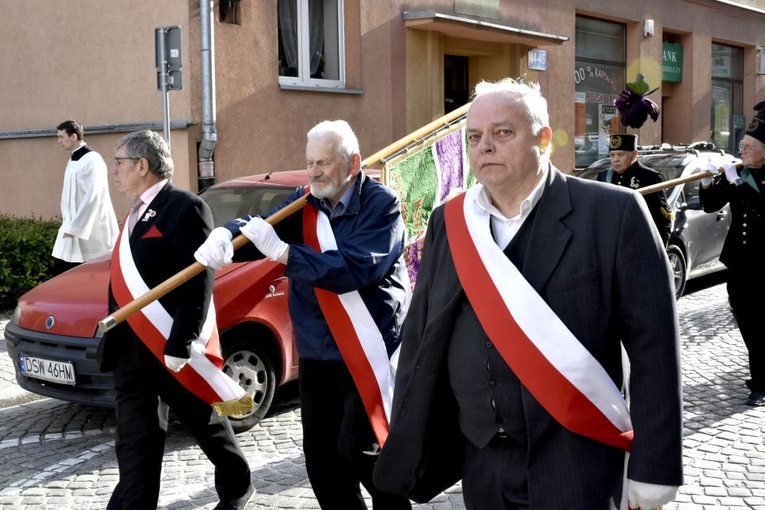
195 120 412 510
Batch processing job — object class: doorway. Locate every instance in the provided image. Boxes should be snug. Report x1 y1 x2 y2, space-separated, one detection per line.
445 55 469 114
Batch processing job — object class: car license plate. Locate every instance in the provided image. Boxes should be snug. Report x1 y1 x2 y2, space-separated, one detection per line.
19 355 76 385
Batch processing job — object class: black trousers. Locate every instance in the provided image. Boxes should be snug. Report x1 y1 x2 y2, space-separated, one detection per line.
299 358 411 510
107 342 251 510
462 431 623 509
50 257 80 277
728 270 765 393
462 435 530 510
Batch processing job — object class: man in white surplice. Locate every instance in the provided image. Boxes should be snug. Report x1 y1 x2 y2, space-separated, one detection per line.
51 119 119 276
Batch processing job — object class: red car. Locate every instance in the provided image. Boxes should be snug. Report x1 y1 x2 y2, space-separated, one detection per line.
5 169 348 433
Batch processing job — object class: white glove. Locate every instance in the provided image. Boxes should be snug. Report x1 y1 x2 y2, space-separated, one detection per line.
194 227 233 270
164 355 190 372
700 162 720 187
721 162 741 185
240 217 288 261
627 479 679 509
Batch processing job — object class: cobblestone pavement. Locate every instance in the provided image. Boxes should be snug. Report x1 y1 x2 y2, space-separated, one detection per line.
0 274 764 509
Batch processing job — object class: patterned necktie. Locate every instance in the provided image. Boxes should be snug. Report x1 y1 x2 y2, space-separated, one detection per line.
128 198 143 235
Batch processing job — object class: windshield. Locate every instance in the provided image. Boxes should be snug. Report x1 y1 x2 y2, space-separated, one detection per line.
200 185 294 228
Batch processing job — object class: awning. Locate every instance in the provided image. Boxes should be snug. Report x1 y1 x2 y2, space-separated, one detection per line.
403 10 569 47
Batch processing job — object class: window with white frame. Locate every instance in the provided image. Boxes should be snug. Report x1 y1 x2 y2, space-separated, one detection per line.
278 0 345 88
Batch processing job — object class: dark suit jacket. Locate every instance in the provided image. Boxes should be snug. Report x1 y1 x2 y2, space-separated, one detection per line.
374 167 683 506
598 160 672 245
699 168 765 271
98 183 215 371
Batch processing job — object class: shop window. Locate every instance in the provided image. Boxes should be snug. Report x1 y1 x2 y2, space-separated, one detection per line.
711 44 743 155
278 0 345 88
574 16 626 168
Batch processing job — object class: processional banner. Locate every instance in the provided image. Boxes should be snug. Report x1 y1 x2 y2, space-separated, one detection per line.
382 118 475 288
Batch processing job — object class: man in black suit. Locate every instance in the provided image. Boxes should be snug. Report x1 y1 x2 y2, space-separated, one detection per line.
374 79 683 509
598 133 672 245
700 102 765 407
97 130 253 509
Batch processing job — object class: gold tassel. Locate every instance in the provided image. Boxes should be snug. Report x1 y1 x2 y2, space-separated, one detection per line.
212 394 255 418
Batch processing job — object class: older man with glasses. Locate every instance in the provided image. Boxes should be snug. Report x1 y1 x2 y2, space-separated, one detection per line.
700 102 765 407
99 130 253 509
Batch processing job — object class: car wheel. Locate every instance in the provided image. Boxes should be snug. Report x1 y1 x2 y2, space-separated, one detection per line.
666 244 687 299
221 339 276 433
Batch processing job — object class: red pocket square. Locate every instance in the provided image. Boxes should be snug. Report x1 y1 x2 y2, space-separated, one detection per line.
142 225 163 239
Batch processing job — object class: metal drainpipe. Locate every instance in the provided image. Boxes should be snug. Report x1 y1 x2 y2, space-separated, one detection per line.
198 0 217 191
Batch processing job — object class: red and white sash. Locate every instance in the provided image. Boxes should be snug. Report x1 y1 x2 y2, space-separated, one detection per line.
444 187 634 450
303 204 398 447
110 223 252 417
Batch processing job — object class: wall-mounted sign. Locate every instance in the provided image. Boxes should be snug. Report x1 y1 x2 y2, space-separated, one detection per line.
662 43 683 83
528 49 547 71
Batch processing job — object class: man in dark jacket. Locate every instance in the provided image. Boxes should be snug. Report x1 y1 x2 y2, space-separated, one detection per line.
98 130 252 509
700 102 765 407
373 79 682 510
194 120 412 510
599 133 672 245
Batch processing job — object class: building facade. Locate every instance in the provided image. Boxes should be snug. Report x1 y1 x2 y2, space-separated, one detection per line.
2 0 765 220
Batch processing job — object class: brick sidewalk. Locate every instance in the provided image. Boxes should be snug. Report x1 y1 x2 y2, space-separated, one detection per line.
1 279 764 508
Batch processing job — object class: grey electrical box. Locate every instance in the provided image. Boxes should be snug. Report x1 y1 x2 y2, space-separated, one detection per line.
155 25 182 91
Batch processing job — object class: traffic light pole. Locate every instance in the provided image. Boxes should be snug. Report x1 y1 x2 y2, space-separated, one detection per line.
156 28 172 152
155 25 182 154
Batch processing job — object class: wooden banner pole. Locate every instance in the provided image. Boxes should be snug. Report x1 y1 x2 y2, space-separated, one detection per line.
638 163 742 195
99 104 473 332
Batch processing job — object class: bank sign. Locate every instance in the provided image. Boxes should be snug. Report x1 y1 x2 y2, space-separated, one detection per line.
663 43 683 83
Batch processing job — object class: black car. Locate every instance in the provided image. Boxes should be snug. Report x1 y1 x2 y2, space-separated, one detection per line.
577 142 739 298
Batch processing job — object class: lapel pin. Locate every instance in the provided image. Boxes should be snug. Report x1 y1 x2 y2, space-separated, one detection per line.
142 209 157 222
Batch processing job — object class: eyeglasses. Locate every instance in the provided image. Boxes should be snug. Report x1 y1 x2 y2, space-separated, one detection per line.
112 157 139 166
738 142 765 152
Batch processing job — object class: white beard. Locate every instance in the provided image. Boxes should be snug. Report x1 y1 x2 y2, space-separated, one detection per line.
310 172 352 200
310 181 340 200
